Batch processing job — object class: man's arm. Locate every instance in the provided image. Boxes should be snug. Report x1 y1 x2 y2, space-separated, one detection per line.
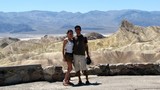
84 37 90 57
85 43 90 57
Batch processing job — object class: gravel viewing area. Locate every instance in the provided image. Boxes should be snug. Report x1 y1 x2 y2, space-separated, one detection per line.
0 75 160 90
0 64 160 90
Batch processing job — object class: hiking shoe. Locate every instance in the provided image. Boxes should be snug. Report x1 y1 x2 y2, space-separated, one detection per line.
85 81 90 85
68 82 74 86
78 81 83 85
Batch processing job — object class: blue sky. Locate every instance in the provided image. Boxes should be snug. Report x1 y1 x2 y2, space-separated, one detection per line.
0 0 160 13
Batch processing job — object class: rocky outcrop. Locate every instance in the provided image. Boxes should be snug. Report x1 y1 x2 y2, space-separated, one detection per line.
0 37 20 48
89 20 160 51
42 35 65 42
85 32 105 40
91 51 160 64
87 20 160 64
109 20 160 51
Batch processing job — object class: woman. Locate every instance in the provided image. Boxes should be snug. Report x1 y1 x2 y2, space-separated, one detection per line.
62 30 74 86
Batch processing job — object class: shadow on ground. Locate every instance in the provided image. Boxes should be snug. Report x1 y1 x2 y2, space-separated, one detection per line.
72 82 102 87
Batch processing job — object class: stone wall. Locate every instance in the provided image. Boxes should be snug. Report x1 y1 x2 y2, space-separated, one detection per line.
43 65 64 82
0 64 44 86
1 63 160 86
88 63 160 76
0 64 64 86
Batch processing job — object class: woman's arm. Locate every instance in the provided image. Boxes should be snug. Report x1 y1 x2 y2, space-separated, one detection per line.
62 39 67 61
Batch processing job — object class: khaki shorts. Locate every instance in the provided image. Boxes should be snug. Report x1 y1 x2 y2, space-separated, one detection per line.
73 55 87 72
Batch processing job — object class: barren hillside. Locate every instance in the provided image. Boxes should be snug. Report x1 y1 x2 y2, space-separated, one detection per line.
0 20 160 68
90 20 160 64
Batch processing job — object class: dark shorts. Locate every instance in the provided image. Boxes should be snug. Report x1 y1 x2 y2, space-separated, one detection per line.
64 53 73 62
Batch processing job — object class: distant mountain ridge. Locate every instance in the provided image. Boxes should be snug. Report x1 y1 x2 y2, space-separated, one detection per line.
0 10 160 34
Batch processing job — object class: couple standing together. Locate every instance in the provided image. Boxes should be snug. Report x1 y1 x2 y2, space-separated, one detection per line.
62 25 90 86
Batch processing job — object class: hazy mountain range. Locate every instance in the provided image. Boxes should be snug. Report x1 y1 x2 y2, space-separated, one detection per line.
0 10 160 34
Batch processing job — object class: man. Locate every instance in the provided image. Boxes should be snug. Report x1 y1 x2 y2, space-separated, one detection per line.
73 25 90 85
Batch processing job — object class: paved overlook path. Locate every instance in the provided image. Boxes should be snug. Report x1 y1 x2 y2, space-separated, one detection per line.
0 75 160 90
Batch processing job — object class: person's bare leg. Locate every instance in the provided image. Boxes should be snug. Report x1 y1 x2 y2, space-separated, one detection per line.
83 70 89 81
76 71 82 83
63 61 72 85
64 72 68 84
63 70 69 85
83 70 90 85
66 61 72 83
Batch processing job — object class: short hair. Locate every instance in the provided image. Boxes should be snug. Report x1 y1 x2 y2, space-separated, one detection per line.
74 25 81 30
66 29 73 34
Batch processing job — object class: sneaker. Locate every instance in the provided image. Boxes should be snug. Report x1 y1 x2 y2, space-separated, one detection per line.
85 81 90 85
